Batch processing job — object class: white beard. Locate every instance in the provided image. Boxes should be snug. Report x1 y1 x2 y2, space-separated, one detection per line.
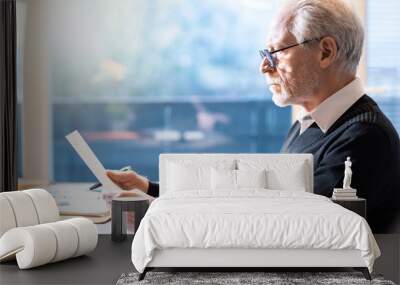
271 68 320 108
272 91 291 107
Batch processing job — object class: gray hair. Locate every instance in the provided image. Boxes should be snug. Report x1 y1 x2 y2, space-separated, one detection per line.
279 0 364 74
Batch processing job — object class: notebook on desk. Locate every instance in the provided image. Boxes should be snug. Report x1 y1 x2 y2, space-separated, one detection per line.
48 183 110 217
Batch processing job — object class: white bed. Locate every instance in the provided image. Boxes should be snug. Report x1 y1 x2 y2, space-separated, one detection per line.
131 154 380 280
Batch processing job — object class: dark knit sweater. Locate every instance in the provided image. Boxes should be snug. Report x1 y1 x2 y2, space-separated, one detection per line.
281 95 400 233
148 95 400 233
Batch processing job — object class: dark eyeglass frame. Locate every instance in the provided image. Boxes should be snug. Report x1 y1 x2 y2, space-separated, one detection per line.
259 38 321 68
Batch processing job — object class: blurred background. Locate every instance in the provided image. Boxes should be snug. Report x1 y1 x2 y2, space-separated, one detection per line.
16 0 400 183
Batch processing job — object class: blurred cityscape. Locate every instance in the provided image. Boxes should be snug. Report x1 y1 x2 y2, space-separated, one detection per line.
52 97 290 182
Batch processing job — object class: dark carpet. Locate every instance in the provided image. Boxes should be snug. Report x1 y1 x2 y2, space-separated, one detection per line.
116 271 396 285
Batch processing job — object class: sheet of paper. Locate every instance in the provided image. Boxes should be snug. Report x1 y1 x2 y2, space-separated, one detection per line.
66 130 154 200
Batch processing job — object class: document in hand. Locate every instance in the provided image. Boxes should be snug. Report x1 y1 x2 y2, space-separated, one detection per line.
65 130 153 200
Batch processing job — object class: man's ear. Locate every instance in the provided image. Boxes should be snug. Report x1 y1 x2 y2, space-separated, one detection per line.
318 37 338 69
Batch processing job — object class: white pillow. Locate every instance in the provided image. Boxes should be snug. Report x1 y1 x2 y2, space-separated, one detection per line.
167 163 211 191
211 169 267 190
238 159 308 191
166 160 235 192
266 161 307 191
211 168 236 190
236 169 267 189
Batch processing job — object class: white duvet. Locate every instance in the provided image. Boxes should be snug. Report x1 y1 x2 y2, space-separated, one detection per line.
131 190 380 273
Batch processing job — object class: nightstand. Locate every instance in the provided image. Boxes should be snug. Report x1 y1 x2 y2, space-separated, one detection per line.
331 198 366 218
111 197 149 242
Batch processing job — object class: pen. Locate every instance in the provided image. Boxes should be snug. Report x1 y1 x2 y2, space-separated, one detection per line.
89 165 132 191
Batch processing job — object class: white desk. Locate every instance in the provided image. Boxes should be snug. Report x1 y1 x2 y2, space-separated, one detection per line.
47 183 112 234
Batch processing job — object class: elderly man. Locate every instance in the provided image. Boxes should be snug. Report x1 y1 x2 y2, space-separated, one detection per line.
108 0 400 233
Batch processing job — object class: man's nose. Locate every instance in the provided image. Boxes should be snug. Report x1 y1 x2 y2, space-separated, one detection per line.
259 57 275 74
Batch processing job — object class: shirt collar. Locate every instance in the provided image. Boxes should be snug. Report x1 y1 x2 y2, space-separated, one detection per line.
297 77 365 133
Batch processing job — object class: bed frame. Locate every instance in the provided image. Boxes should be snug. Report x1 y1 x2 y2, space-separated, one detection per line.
138 154 372 281
140 248 371 280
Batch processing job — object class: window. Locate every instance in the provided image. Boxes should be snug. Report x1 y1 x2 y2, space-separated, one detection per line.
366 0 400 132
17 0 291 183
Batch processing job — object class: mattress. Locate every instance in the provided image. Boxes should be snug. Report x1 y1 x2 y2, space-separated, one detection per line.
131 190 380 273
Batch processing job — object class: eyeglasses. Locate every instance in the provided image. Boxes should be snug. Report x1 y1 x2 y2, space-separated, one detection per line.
259 38 320 69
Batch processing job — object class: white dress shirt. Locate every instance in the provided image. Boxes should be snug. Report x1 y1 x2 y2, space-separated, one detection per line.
298 77 365 135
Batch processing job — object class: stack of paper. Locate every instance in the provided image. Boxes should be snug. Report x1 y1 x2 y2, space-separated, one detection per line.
332 188 358 200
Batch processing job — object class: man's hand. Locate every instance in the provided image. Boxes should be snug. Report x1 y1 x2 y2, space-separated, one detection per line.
106 169 149 192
